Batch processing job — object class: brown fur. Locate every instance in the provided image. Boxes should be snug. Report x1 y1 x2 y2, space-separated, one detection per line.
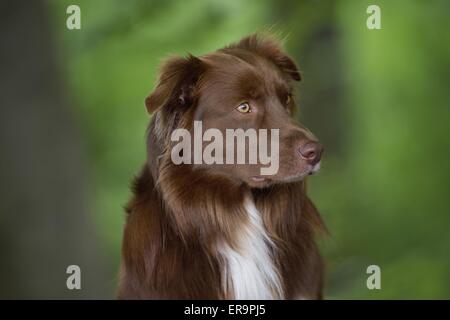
118 34 327 299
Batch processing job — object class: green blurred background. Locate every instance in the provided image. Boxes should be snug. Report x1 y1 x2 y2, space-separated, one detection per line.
1 0 449 299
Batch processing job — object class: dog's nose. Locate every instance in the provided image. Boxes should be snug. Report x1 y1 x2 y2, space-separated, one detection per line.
299 141 323 165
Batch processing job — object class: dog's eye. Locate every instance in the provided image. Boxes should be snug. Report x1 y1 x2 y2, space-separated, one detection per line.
236 102 251 113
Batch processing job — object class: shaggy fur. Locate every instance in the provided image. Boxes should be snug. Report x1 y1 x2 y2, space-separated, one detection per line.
118 34 327 299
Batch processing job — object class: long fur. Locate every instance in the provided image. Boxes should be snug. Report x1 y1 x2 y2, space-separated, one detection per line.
118 35 327 300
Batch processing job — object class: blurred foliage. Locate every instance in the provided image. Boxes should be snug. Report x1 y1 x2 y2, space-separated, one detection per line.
48 0 450 298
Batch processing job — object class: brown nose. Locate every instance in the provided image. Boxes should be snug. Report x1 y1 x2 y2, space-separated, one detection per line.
299 141 323 165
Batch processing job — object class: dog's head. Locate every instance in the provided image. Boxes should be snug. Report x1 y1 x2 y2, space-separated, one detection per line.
145 35 322 189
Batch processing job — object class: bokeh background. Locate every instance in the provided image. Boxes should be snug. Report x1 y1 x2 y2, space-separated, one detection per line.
1 0 449 299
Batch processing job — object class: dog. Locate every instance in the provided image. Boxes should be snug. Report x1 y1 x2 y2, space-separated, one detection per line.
118 34 327 299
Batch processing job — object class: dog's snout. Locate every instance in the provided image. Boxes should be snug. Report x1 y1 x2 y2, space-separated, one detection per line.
299 141 323 165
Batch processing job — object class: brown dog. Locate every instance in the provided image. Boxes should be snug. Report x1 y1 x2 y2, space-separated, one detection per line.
118 34 327 299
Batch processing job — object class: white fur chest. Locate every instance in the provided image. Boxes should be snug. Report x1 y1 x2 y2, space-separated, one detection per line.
217 197 283 299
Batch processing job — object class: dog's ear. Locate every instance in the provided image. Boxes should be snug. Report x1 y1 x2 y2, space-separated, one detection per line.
225 34 301 81
145 54 205 114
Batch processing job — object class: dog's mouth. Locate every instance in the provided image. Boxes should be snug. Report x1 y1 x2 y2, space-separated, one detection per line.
310 162 321 174
248 176 272 188
249 162 321 187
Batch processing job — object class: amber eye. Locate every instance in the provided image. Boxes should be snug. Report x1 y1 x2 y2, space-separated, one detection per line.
286 93 292 105
237 102 251 113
